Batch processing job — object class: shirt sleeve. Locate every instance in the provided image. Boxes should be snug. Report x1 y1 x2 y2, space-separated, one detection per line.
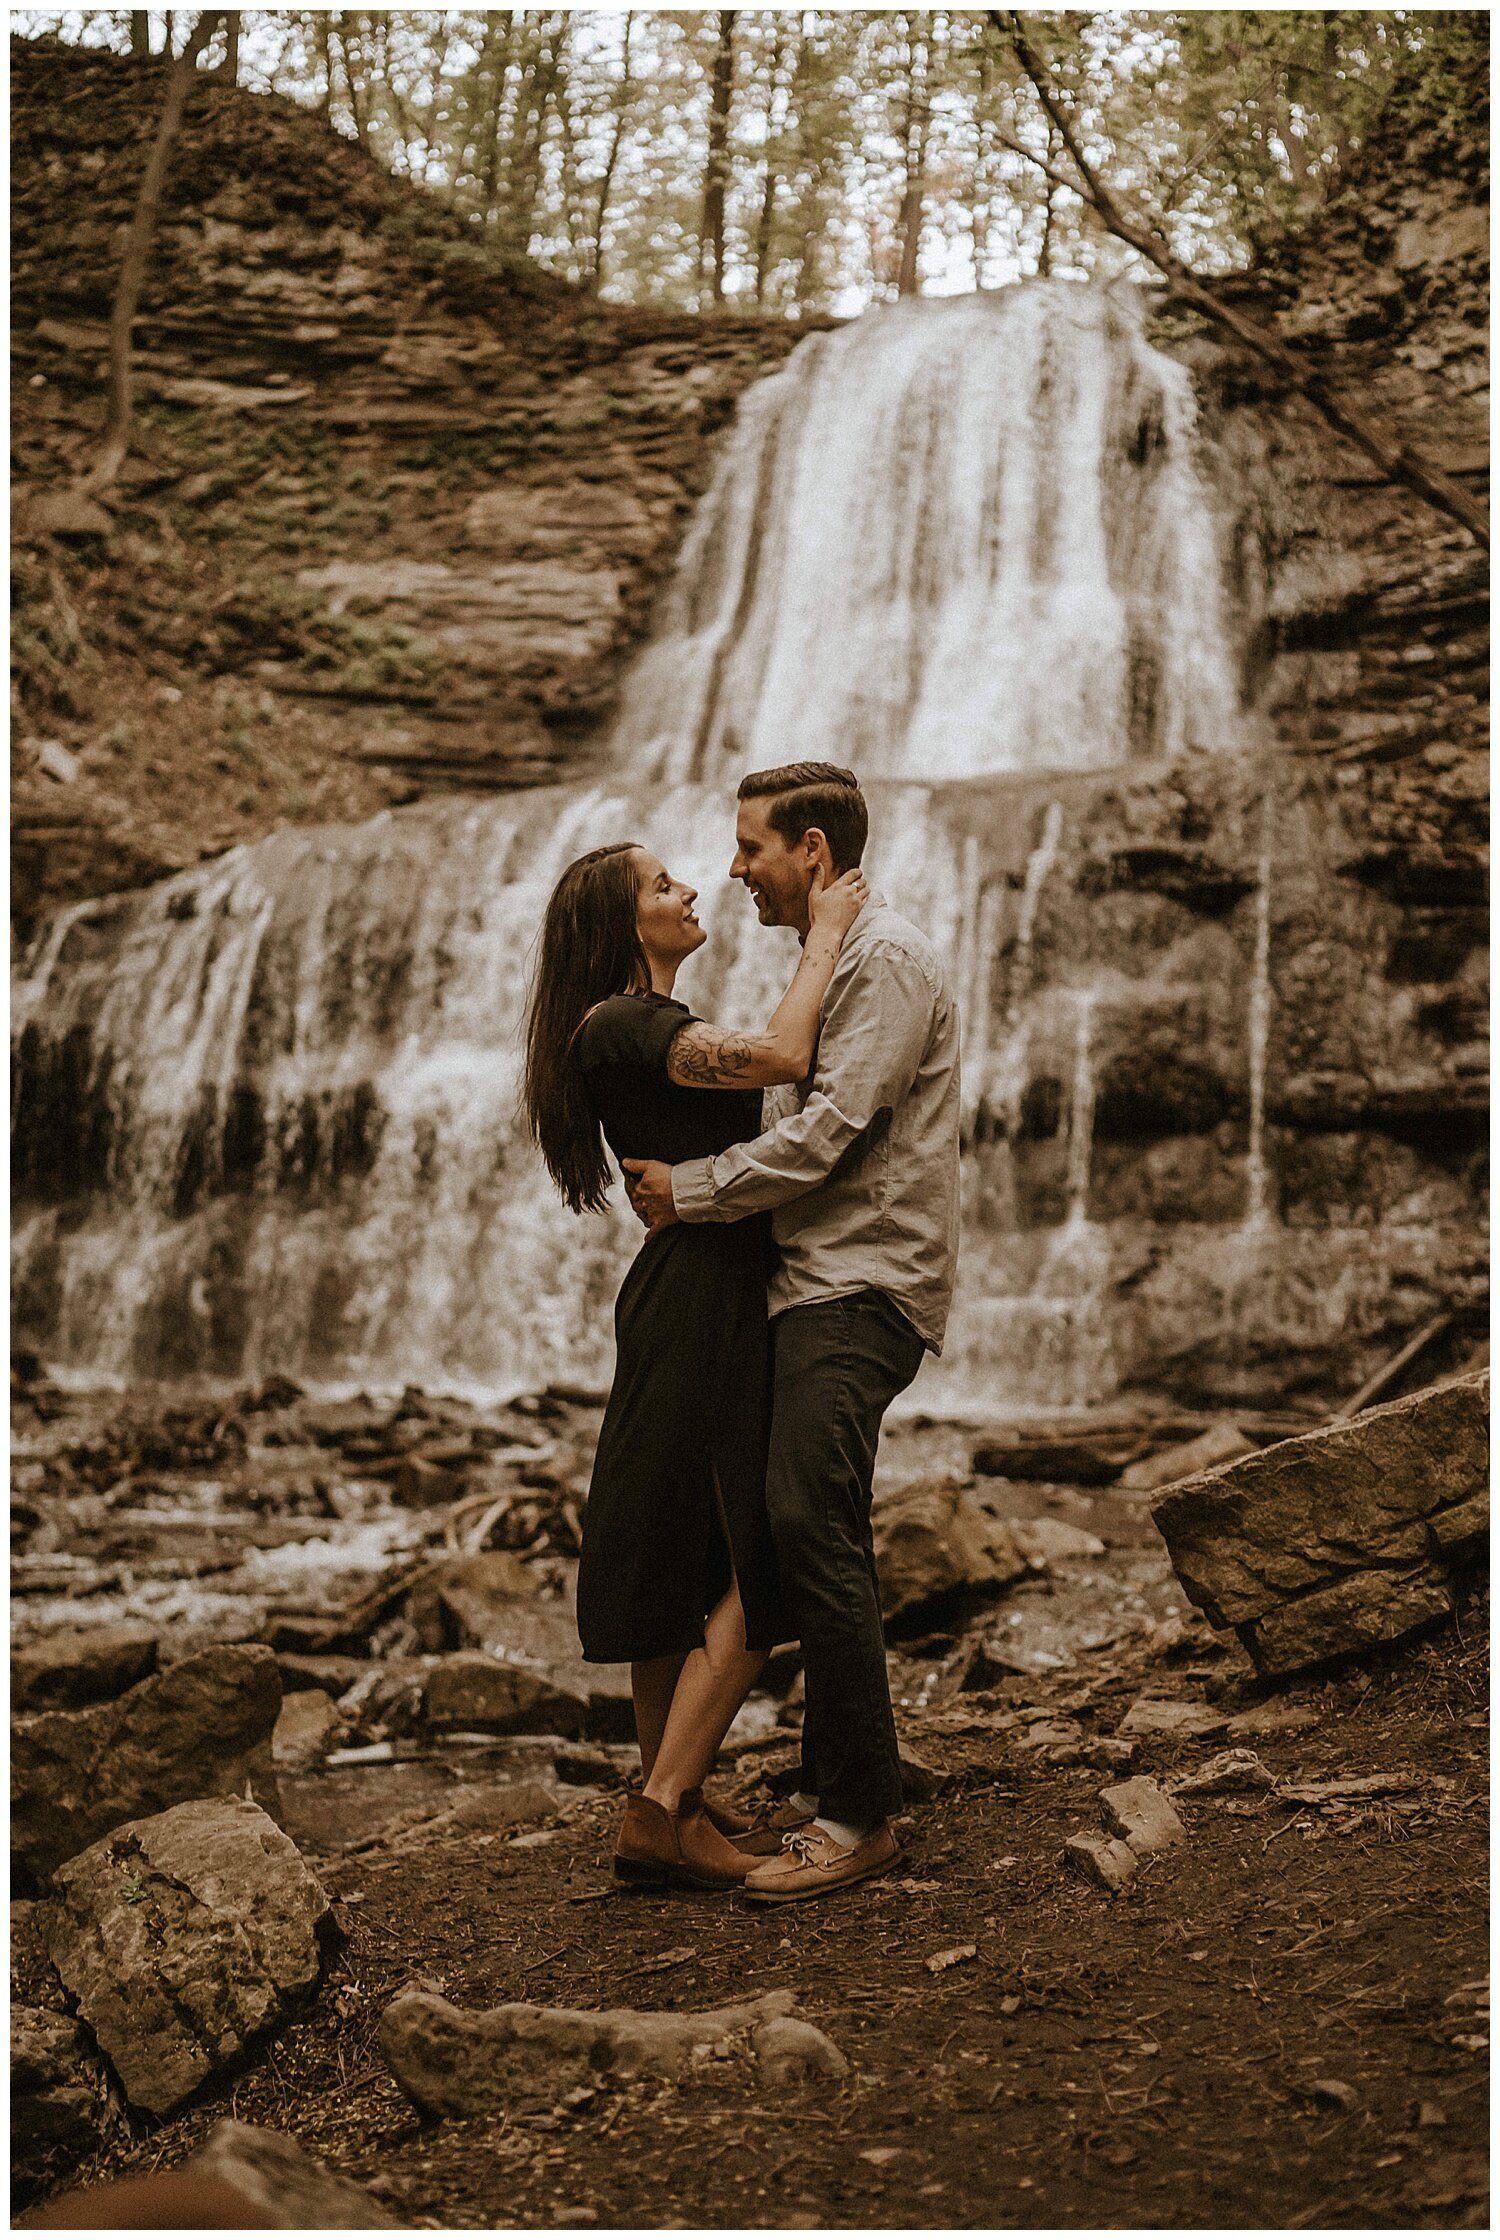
670 942 933 1223
576 996 696 1081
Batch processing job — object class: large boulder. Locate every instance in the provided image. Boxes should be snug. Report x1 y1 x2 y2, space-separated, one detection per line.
11 2005 120 2203
380 1987 846 2118
1153 1372 1488 1676
44 1797 331 2118
13 1644 283 1884
12 1623 160 1712
871 1478 1028 1624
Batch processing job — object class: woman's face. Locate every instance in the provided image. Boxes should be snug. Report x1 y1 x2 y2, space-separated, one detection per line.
632 849 705 965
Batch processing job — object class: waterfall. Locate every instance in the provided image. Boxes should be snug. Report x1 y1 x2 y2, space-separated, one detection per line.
612 287 1242 785
15 282 1317 1413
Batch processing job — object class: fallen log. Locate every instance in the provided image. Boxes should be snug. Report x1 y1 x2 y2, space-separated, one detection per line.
1333 1313 1455 1421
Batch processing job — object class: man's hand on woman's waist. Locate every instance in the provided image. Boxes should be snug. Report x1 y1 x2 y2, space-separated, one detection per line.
621 1158 679 1235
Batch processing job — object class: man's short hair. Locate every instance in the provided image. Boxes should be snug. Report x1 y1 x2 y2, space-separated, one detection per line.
737 762 868 873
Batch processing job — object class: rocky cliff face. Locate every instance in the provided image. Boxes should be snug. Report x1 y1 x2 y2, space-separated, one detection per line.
11 40 816 929
1133 80 1490 1344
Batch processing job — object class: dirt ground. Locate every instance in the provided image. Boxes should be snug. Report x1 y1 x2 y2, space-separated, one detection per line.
43 1590 1488 2231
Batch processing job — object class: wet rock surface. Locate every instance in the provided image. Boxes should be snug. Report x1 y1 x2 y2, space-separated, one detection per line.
45 1796 332 2119
1154 1370 1489 1673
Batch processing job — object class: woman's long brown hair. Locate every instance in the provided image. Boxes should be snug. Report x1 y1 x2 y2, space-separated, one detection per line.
521 842 648 1214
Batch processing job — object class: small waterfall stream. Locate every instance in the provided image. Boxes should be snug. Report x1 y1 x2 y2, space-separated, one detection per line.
18 280 1425 1414
1243 795 1276 1230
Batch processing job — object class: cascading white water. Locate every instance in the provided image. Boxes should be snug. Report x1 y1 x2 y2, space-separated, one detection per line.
14 283 1270 1409
613 287 1242 785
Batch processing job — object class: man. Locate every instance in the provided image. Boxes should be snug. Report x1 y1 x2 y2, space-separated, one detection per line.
623 762 961 1903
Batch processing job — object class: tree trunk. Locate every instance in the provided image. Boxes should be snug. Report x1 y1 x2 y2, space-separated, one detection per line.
1321 17 1352 187
970 41 994 288
593 11 633 289
81 10 225 496
502 24 549 253
1276 99 1315 199
753 18 787 306
475 17 514 220
333 14 368 150
129 13 152 58
788 17 824 313
212 11 240 82
701 9 737 304
1039 123 1060 275
896 24 930 297
314 15 332 116
545 17 585 275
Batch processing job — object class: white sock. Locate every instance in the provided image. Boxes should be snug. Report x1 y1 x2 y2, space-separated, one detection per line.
788 1791 819 1816
813 1813 871 1850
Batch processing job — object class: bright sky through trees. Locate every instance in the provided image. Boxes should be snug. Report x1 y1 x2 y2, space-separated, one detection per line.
14 10 1485 315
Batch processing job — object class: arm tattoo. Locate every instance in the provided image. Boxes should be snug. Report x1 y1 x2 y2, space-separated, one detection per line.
669 1024 757 1087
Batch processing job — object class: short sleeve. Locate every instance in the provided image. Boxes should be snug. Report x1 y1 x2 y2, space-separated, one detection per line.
575 995 699 1081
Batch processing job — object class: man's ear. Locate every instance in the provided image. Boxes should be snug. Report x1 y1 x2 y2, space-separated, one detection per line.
804 827 834 876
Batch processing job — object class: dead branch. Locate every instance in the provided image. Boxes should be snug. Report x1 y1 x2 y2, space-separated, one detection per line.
80 10 225 495
991 11 1488 549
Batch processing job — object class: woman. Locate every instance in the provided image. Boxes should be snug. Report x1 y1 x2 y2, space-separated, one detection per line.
522 841 866 1888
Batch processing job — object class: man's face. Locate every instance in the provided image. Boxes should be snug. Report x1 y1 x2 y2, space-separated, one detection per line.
731 797 813 930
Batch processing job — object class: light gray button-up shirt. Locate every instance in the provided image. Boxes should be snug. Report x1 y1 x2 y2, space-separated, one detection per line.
668 892 962 1353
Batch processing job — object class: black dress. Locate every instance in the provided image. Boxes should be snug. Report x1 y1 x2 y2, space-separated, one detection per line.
573 991 790 1663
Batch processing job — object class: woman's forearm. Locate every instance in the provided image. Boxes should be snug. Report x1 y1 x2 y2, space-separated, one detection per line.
762 929 844 1074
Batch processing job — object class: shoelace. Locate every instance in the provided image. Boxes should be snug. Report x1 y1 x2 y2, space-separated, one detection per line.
783 1829 830 1863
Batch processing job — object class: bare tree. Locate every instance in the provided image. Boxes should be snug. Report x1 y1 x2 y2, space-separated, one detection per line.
896 17 932 297
129 13 152 58
209 9 240 82
753 15 789 306
592 10 634 290
990 11 1487 549
314 12 332 117
80 10 225 495
331 13 370 151
701 10 737 304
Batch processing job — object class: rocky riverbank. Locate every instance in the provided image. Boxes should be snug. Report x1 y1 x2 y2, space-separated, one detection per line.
13 1353 1488 2226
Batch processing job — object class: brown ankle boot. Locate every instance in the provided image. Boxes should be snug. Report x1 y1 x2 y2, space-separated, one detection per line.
678 1790 756 1885
614 1792 750 1891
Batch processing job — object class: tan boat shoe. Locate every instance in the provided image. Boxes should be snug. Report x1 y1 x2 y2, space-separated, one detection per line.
694 1789 755 1841
742 1819 902 1904
732 1794 819 1857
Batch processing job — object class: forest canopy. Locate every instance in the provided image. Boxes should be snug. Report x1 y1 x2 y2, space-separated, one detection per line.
13 9 1489 313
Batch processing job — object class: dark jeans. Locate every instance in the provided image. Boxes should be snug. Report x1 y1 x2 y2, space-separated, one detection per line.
765 1288 927 1827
